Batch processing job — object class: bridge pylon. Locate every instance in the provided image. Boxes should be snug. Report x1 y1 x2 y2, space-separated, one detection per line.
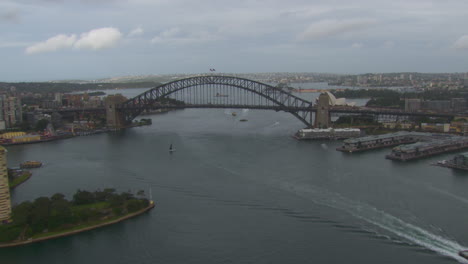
105 94 127 129
314 92 331 128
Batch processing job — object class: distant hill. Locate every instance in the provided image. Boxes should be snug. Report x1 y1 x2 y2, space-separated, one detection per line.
0 81 163 93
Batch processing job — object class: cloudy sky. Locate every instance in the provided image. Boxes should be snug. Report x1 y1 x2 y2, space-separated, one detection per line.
1 0 467 81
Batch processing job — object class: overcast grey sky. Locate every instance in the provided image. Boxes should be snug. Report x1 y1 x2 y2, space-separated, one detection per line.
1 0 467 81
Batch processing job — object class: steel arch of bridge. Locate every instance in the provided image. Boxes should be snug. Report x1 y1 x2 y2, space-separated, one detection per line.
118 75 314 126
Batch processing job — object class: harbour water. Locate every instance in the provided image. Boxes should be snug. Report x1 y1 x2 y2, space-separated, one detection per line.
1 87 468 263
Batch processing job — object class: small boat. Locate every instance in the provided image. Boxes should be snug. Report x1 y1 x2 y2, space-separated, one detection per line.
459 250 468 260
231 112 237 116
169 144 175 153
20 161 42 169
239 119 248 122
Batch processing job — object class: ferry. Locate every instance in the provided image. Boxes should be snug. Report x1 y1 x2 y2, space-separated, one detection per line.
20 161 42 169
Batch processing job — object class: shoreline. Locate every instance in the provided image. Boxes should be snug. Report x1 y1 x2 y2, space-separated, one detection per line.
0 201 155 248
9 172 32 189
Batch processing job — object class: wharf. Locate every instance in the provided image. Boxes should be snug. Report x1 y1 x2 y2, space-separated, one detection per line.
336 131 428 153
433 161 468 171
432 152 468 171
295 128 361 140
385 137 468 161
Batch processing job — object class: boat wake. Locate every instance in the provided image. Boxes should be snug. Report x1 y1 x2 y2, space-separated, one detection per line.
427 185 468 205
280 182 468 263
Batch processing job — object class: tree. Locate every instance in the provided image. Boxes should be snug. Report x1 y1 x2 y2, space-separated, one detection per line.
109 194 125 207
35 119 49 131
30 197 51 233
73 190 95 205
49 198 72 229
51 193 66 202
126 199 143 213
12 201 33 225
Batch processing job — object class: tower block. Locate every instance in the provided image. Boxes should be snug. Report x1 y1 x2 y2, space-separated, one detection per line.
0 146 11 224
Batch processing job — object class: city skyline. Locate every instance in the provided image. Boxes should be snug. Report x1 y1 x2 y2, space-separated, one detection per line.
1 0 468 81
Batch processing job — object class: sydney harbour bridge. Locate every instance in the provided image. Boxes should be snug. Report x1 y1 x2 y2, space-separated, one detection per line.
50 75 455 129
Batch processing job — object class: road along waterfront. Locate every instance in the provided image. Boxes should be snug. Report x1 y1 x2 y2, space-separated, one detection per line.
1 88 468 263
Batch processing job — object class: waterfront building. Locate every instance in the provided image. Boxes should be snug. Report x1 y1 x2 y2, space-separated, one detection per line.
451 98 467 112
422 100 451 112
450 119 468 134
421 123 450 133
404 99 422 112
0 146 11 223
382 121 414 130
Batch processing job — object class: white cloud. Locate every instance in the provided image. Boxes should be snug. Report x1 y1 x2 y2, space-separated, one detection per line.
454 35 468 50
351 42 363 48
25 34 76 54
25 27 122 54
74 27 122 50
297 19 376 41
151 27 218 44
128 26 144 37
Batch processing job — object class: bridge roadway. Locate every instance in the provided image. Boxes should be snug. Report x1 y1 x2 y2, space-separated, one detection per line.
43 105 456 118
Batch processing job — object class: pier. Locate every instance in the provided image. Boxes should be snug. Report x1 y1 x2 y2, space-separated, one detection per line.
336 131 428 153
386 137 468 161
294 128 361 140
434 152 468 171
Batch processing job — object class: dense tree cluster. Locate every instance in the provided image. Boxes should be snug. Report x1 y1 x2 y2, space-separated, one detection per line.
0 189 150 243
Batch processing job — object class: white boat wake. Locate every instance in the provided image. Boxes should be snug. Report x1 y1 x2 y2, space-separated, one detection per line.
280 182 468 263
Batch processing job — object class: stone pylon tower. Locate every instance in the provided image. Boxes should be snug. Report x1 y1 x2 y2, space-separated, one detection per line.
105 94 127 129
314 92 331 128
0 146 11 224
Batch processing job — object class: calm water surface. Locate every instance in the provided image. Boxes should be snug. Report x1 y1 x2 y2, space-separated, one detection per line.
1 88 468 263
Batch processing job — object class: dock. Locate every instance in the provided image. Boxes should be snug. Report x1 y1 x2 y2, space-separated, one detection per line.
336 131 428 153
295 128 361 140
433 153 468 171
385 137 468 161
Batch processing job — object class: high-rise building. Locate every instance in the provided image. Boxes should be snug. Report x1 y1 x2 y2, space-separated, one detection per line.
0 146 11 224
0 95 23 128
464 73 468 88
54 93 63 105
